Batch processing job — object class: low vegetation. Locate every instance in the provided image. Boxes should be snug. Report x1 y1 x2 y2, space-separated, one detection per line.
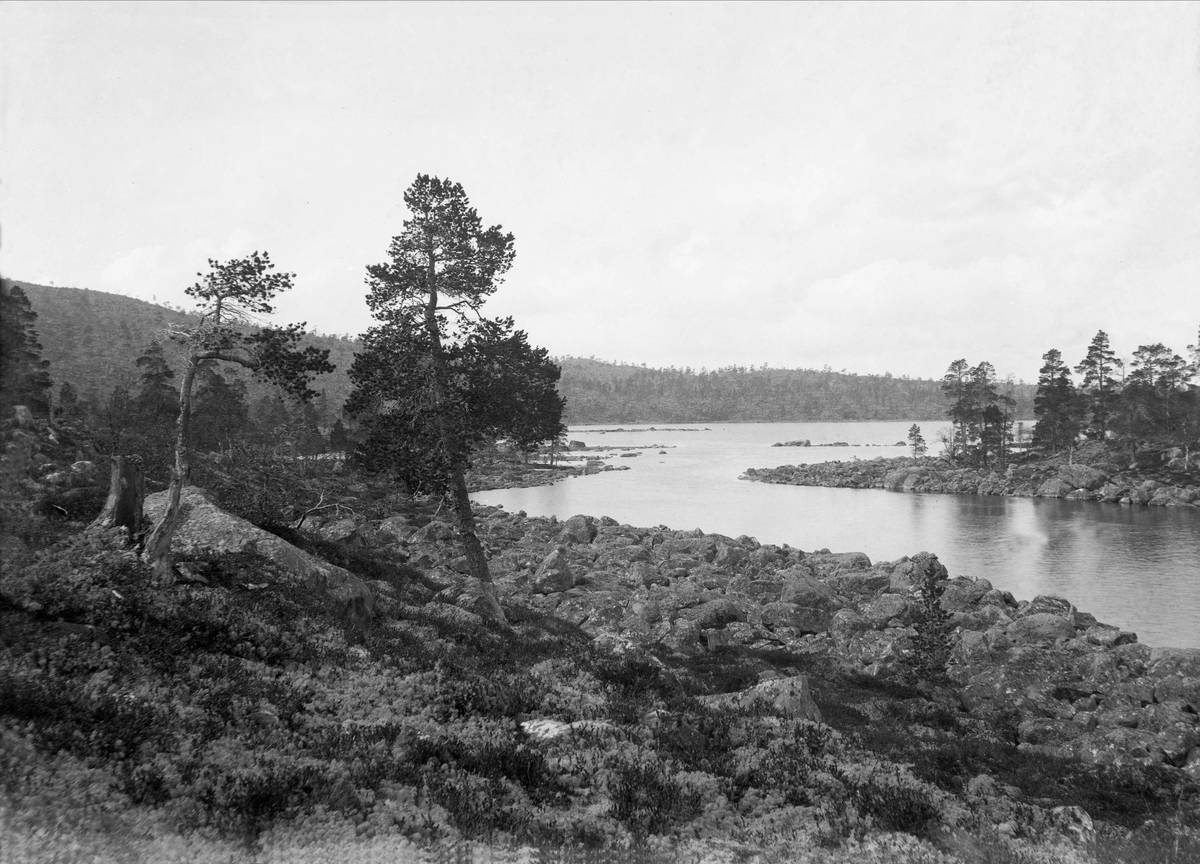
2 442 1198 862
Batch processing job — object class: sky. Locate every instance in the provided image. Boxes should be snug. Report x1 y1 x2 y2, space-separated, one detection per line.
2 1 1198 383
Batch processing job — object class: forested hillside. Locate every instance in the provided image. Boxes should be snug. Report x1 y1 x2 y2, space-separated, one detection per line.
18 283 1028 426
556 357 1035 424
17 281 358 426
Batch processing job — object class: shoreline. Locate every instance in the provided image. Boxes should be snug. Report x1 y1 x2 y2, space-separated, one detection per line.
741 445 1200 508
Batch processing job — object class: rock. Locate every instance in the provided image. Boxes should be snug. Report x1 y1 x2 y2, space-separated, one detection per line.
825 571 891 597
712 543 746 569
701 675 822 723
144 487 374 633
1036 478 1076 498
1058 465 1108 491
559 514 597 545
940 579 989 613
888 552 948 593
954 630 991 664
12 405 34 427
377 514 415 542
1007 614 1075 646
531 546 576 593
726 574 786 604
1153 677 1200 711
1023 595 1075 621
682 598 746 630
759 602 831 635
863 593 909 625
1049 805 1096 852
320 517 361 543
1084 625 1137 649
828 608 873 644
779 569 842 610
805 551 871 577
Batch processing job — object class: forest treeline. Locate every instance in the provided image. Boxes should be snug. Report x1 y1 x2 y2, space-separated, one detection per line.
14 282 1037 427
13 281 359 433
556 356 1035 424
931 329 1200 470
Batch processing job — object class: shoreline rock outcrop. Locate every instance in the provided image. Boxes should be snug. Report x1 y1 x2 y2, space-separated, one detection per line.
742 444 1200 508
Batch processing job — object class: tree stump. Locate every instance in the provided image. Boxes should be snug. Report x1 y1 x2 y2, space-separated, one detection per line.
92 456 144 536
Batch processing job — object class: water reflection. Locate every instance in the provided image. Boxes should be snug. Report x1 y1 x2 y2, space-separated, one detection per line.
473 423 1200 648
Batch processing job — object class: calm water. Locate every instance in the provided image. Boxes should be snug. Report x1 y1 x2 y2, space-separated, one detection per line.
473 422 1200 649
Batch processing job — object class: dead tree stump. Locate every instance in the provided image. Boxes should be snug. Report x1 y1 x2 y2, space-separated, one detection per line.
92 456 145 537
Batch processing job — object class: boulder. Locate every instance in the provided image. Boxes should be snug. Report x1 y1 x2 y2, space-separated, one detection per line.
1036 478 1076 498
828 608 873 644
377 514 416 543
888 552 948 593
759 602 831 635
779 569 842 610
1007 613 1075 646
700 675 822 723
863 592 909 625
1058 464 1108 491
144 487 374 632
726 574 786 604
320 517 361 543
1023 595 1075 621
559 514 597 545
531 546 576 594
681 598 746 630
806 551 871 577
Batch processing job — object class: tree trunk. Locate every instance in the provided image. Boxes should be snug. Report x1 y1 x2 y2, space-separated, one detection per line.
143 353 199 585
420 235 504 624
91 455 144 536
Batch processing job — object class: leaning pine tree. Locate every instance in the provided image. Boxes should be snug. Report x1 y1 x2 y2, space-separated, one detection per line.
140 253 333 583
347 175 565 625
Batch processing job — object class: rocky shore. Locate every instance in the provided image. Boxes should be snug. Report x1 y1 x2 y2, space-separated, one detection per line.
465 456 630 492
306 500 1200 781
742 443 1200 508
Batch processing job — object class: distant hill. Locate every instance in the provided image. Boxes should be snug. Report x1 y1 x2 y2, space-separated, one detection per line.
14 281 1030 427
15 281 358 423
554 356 1035 424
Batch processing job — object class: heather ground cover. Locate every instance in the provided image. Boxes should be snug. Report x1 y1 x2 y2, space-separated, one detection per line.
2 428 1198 863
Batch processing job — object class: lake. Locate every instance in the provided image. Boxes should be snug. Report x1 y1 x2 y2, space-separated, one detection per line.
472 422 1200 650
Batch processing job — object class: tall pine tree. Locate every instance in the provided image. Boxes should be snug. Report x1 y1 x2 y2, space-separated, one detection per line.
1032 349 1081 454
348 175 564 622
1075 331 1122 440
0 280 53 417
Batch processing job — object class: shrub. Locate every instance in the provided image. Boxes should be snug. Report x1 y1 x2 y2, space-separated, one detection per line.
608 757 702 838
904 572 952 688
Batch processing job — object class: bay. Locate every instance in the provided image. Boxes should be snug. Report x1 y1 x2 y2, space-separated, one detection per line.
472 422 1200 649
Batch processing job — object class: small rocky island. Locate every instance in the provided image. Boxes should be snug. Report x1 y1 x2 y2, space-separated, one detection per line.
743 442 1200 508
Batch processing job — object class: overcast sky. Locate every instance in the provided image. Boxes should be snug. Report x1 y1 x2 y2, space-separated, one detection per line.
2 1 1197 382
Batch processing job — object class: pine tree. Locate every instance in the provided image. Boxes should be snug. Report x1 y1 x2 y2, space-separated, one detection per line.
0 279 54 417
328 418 349 453
55 381 82 420
1075 330 1122 440
142 252 333 583
347 175 564 621
907 423 927 458
1033 349 1081 454
133 340 177 421
1119 343 1191 442
191 365 250 453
